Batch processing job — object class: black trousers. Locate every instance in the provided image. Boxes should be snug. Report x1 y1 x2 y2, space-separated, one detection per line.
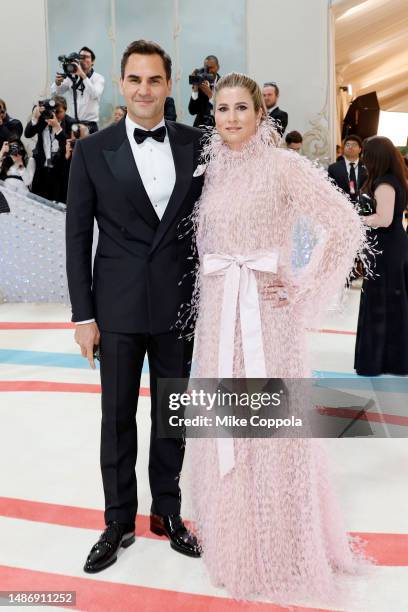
99 330 193 527
32 166 63 203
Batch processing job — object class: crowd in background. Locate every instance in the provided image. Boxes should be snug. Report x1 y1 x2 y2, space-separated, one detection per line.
1 46 407 209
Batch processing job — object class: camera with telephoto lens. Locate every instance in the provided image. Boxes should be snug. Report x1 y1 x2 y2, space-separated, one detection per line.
189 68 216 86
58 52 82 77
8 143 21 157
38 99 56 120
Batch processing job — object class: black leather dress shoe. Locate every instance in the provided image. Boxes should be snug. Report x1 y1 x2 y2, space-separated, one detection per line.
83 521 135 573
150 513 201 558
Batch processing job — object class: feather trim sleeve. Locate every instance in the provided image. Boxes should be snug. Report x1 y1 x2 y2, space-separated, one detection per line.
283 153 377 317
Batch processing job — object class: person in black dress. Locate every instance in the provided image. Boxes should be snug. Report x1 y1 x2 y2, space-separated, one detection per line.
355 136 408 375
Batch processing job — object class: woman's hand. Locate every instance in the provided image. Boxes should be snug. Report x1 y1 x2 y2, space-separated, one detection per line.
11 153 23 167
65 140 73 160
261 277 294 307
0 141 9 159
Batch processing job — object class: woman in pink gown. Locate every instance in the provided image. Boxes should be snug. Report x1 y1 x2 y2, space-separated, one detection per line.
186 73 371 605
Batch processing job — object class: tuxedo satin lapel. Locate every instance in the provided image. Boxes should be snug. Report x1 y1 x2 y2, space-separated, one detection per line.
103 137 160 229
150 123 193 253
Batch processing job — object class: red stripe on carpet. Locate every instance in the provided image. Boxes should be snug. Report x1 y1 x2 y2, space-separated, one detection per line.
0 381 150 396
0 497 406 566
0 322 356 336
0 322 75 330
0 565 333 612
316 406 408 427
308 328 356 336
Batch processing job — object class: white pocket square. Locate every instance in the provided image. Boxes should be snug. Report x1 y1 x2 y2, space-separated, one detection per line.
193 163 206 177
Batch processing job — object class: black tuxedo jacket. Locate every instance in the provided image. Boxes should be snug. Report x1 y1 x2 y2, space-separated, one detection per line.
268 107 288 136
66 118 204 334
328 158 367 196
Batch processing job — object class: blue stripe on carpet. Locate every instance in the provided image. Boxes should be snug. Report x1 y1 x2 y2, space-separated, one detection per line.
0 349 149 372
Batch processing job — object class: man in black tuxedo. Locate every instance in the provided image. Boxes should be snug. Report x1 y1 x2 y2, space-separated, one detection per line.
188 55 220 128
66 40 203 573
263 82 288 136
328 134 367 202
24 96 75 202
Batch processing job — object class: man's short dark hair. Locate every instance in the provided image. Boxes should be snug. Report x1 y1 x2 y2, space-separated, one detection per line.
121 40 172 81
264 82 279 96
205 55 219 66
343 133 362 148
285 130 303 145
52 95 67 111
80 46 95 61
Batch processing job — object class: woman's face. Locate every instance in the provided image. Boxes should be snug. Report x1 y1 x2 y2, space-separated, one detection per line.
215 87 261 150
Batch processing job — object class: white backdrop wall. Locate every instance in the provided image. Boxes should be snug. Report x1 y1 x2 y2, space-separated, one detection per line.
247 0 333 161
2 0 48 130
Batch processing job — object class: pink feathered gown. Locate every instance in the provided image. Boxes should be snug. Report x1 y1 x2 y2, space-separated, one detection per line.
186 122 371 606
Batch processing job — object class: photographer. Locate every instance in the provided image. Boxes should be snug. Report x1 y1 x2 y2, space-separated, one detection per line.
0 98 23 149
0 137 35 194
24 96 73 202
188 55 220 128
51 46 104 133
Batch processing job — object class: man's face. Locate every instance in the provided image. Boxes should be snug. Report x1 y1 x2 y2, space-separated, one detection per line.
79 50 94 74
287 142 302 153
120 53 171 128
54 105 66 122
205 59 219 75
343 140 361 161
263 86 278 109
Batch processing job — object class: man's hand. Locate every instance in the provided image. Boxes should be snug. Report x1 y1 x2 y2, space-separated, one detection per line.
74 322 100 369
32 105 42 121
46 113 60 131
75 63 87 80
55 73 65 86
198 80 213 99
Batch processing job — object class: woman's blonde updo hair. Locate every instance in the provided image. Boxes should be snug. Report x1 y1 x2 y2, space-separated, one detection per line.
213 72 267 120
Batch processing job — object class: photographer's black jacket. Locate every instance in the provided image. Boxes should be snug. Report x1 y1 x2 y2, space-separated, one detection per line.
328 158 367 197
66 118 204 333
188 75 220 128
0 115 23 148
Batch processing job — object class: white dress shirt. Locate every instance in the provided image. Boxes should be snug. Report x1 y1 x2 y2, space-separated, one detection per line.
30 116 63 167
125 114 176 220
50 71 105 123
76 114 176 325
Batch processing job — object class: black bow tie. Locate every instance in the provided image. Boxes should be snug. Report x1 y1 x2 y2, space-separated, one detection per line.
133 126 166 145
